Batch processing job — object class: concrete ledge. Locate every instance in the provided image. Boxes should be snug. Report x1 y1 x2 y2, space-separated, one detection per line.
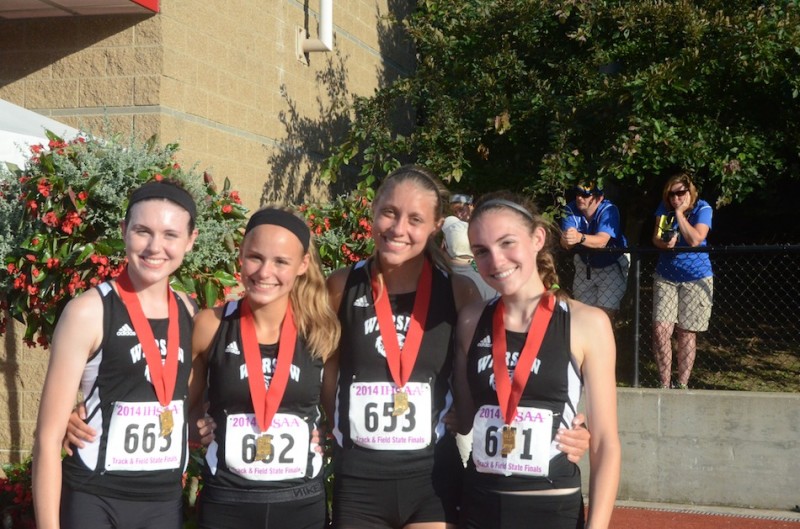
580 388 800 511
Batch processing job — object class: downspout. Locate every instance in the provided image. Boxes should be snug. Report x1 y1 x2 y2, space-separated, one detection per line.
297 0 333 61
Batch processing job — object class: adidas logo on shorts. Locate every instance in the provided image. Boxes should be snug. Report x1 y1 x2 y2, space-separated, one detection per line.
477 335 492 348
225 342 241 355
353 296 370 308
116 324 136 337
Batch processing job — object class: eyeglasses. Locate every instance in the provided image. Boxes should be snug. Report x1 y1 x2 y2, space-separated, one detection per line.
668 189 689 198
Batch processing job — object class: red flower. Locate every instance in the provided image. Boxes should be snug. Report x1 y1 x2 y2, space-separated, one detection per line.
7 263 16 273
46 258 60 269
26 200 38 211
77 191 88 201
222 204 232 214
37 179 51 197
27 284 38 295
30 144 43 154
154 173 164 181
31 238 40 246
229 191 241 204
61 211 83 234
31 268 40 278
42 211 60 227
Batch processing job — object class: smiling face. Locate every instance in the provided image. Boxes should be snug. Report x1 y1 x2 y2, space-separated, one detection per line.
122 199 197 286
371 179 442 267
239 224 310 307
468 208 546 297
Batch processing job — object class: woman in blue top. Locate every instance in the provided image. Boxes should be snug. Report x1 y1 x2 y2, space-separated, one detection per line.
651 172 713 389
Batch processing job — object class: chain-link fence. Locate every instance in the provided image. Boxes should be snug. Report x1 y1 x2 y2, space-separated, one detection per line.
557 245 800 391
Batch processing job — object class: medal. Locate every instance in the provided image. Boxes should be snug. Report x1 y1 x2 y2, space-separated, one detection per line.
116 269 181 424
240 299 297 442
393 390 409 416
256 434 273 462
159 409 174 438
501 425 516 457
491 293 555 442
371 258 432 409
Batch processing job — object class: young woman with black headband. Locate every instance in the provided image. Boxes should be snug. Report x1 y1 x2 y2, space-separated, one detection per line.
189 207 340 528
33 180 199 529
322 167 592 529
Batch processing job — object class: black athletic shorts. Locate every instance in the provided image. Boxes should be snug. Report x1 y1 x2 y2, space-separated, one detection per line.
61 486 182 529
460 486 585 529
332 463 461 528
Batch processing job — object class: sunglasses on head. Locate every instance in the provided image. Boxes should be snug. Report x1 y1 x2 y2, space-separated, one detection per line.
668 189 689 198
575 187 598 197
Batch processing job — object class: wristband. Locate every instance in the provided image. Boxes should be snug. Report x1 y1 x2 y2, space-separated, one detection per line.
579 234 586 244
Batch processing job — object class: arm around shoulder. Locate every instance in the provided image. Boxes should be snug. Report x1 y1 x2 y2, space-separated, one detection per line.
453 298 486 435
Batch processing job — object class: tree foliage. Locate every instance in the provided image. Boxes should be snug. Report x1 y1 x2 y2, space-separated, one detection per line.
324 0 800 218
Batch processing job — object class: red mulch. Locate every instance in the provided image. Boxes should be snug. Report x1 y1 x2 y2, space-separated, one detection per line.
609 506 800 529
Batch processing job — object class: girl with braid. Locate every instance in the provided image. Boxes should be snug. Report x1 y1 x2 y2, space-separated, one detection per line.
454 192 620 529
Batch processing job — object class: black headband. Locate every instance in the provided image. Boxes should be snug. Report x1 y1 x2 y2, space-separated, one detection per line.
127 181 197 221
245 208 310 252
474 198 534 220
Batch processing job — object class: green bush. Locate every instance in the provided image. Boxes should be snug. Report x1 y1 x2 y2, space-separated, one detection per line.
0 132 247 347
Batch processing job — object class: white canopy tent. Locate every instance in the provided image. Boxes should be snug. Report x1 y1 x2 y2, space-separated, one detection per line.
0 99 83 169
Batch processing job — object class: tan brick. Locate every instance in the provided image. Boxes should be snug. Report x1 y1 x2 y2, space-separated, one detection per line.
79 77 135 107
52 50 107 79
134 16 163 47
134 75 161 106
13 362 48 392
26 79 79 108
20 391 42 422
106 47 161 76
0 420 35 450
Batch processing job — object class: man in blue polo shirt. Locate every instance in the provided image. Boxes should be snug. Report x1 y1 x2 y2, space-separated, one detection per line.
561 183 629 319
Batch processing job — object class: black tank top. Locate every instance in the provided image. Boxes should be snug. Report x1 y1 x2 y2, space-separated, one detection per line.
333 259 457 478
465 298 582 491
202 300 324 498
62 282 193 501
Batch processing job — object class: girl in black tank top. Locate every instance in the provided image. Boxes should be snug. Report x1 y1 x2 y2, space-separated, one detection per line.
453 193 620 529
190 208 340 529
33 181 200 529
323 166 484 529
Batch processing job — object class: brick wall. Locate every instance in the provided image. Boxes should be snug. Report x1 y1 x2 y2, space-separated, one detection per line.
0 0 413 463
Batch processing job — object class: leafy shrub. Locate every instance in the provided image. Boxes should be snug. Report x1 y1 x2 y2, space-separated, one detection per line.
0 132 247 347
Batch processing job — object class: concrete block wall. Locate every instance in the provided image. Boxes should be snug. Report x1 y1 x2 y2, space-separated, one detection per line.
578 388 800 510
0 0 413 463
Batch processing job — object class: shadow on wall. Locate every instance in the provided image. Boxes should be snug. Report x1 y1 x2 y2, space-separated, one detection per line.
0 15 151 89
1 310 22 463
261 0 416 206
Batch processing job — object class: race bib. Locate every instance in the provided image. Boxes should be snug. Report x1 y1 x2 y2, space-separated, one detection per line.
348 382 431 450
472 405 553 477
105 401 184 471
224 413 309 481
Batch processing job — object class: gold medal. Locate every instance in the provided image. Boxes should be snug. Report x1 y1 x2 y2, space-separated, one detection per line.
501 425 516 457
393 390 409 416
256 434 273 462
159 409 174 438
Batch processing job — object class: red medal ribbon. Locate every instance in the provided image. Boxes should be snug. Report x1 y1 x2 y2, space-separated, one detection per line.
240 298 298 433
370 258 433 388
116 268 180 407
491 293 555 426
